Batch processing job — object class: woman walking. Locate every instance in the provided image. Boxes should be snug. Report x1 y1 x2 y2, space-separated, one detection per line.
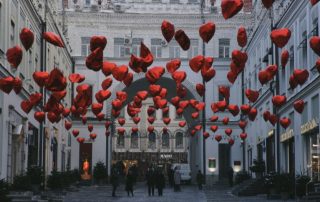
125 170 135 197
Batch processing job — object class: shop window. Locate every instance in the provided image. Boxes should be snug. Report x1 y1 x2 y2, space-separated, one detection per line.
117 135 125 148
130 132 138 149
175 132 183 149
148 132 156 149
162 132 169 149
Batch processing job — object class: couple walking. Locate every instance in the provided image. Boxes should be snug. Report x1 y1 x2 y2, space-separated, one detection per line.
146 167 166 196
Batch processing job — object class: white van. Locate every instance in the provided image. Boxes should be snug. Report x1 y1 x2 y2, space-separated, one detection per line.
171 163 192 183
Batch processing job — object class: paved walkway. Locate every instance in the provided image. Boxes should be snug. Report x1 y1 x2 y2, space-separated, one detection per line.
63 183 293 202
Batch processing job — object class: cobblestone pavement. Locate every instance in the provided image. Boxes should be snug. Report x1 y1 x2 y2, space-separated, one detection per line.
63 183 294 202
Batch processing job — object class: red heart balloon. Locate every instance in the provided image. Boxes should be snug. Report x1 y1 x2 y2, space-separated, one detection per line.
174 29 190 51
293 69 309 85
199 22 216 43
221 0 244 20
229 139 235 146
62 108 70 117
195 102 205 111
161 20 175 43
0 76 15 94
266 65 278 79
77 137 85 144
116 91 128 102
171 96 180 107
33 71 49 87
52 90 66 101
219 86 230 100
196 83 205 97
149 84 162 97
135 91 147 101
210 116 219 122
85 48 103 71
216 100 228 111
146 66 165 83
211 125 218 132
147 126 154 133
69 73 85 83
202 68 216 82
190 129 197 136
92 103 103 115
192 112 199 119
90 133 97 140
20 28 34 51
269 114 278 126
176 84 187 98
123 72 133 87
29 92 43 106
166 59 181 73
43 32 64 47
45 68 67 92
148 117 155 124
289 75 298 89
101 78 113 90
237 26 247 47
163 127 168 133
227 70 238 84
222 117 229 125
280 117 291 129
72 129 80 137
95 90 111 103
34 111 45 123
105 121 112 129
132 117 141 124
316 59 320 73
281 50 289 69
232 50 248 67
6 46 23 68
263 111 271 121
240 104 251 115
112 65 128 81
172 71 186 84
102 61 116 76
194 125 202 131
90 36 107 51
238 121 247 130
310 36 320 56
262 0 274 8
215 135 222 142
240 133 248 140
13 77 22 94
147 107 155 116
176 108 183 115
179 100 189 109
228 104 240 116
82 116 87 125
47 112 58 123
21 100 33 114
245 89 259 103
159 88 167 99
96 112 105 121
225 128 233 136
117 128 125 135
156 99 167 109
105 131 110 137
189 55 205 73
272 95 287 107
179 121 186 127
203 132 210 139
163 117 171 125
310 0 320 6
294 99 304 114
270 28 291 48
248 108 257 121
132 127 139 133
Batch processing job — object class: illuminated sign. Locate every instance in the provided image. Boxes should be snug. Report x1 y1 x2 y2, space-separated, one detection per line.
280 129 294 142
208 158 216 172
301 119 318 135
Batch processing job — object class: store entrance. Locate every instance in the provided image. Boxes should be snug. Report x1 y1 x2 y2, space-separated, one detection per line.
218 144 231 181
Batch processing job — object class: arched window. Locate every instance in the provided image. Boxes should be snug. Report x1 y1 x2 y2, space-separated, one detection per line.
175 132 183 149
148 132 156 149
117 134 124 148
131 132 139 148
162 132 170 149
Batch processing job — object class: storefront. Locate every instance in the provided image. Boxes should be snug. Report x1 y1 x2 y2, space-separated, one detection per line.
266 130 275 173
301 118 319 181
280 129 295 174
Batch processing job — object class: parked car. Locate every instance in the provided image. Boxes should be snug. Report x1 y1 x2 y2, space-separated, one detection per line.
171 163 192 184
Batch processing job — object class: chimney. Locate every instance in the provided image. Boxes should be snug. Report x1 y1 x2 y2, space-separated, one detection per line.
243 0 253 12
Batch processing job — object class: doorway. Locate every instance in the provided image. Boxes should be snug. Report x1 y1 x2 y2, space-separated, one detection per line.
218 143 231 180
79 143 92 179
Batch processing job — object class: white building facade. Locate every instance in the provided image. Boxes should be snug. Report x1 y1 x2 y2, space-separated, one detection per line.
0 0 73 182
244 0 320 180
63 0 252 181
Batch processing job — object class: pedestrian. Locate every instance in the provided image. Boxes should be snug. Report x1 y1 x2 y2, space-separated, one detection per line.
110 167 119 197
167 165 173 187
228 166 234 187
174 167 181 192
196 170 204 190
125 170 134 197
146 167 155 196
156 170 165 196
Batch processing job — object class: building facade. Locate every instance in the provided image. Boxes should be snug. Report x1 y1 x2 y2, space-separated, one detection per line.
244 0 320 180
62 0 251 181
0 0 73 182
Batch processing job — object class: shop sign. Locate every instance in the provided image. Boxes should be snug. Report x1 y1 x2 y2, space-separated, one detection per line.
160 154 172 159
268 130 274 137
301 119 318 135
280 129 294 142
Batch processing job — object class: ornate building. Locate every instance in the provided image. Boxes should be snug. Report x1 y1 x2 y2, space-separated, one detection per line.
62 0 252 181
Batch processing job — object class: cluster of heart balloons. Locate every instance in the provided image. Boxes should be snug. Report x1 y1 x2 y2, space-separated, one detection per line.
1 0 320 145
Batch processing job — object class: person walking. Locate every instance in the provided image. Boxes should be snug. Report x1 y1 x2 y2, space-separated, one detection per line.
173 167 181 192
228 166 234 187
167 165 174 187
156 170 165 196
125 170 134 197
146 167 155 196
110 167 119 197
196 170 204 190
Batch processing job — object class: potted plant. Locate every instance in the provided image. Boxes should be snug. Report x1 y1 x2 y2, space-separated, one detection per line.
249 159 265 179
93 161 107 185
296 175 311 198
27 166 43 193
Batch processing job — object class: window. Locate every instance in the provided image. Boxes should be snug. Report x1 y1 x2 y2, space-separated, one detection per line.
170 0 180 3
188 39 199 58
175 110 183 120
148 132 156 149
151 38 162 58
10 20 16 47
302 102 308 124
132 38 143 56
117 135 125 148
162 132 169 149
85 0 91 6
312 95 319 119
130 132 139 148
175 132 183 148
81 37 90 56
169 39 180 58
219 38 230 58
114 38 125 57
114 38 142 58
300 31 308 68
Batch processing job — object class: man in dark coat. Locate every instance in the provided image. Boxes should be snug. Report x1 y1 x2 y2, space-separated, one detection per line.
228 166 234 187
196 170 204 190
146 168 155 196
156 170 165 196
125 170 134 197
110 167 119 197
